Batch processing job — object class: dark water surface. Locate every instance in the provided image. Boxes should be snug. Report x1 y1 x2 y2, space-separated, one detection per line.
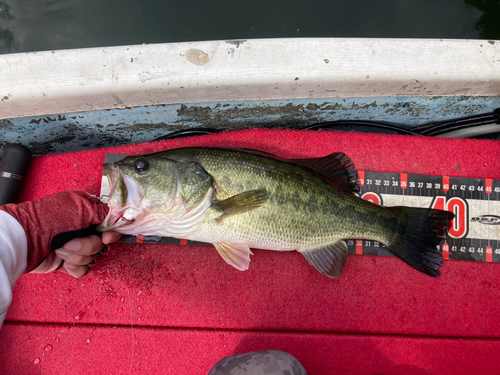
0 0 498 54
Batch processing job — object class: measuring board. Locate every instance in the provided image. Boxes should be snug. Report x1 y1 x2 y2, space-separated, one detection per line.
100 154 500 263
352 171 500 263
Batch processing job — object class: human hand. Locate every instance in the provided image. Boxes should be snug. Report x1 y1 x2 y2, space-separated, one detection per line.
30 231 122 278
0 190 114 275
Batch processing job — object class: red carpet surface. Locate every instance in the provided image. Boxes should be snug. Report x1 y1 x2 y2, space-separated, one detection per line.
1 129 500 374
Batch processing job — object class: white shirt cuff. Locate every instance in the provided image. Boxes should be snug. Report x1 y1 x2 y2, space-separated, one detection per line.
0 210 28 326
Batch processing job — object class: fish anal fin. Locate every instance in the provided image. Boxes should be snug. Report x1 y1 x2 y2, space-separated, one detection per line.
213 189 268 221
300 241 348 278
214 242 253 271
293 152 359 194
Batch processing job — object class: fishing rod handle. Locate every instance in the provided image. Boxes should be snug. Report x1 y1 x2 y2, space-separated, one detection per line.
0 144 32 206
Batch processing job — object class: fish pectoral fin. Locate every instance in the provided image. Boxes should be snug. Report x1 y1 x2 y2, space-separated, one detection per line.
300 241 348 278
214 242 254 271
212 189 268 221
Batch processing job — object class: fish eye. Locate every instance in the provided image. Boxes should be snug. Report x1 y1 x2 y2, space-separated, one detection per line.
133 158 149 173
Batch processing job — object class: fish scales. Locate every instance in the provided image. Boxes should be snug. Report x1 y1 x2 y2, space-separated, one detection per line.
176 148 396 249
99 147 454 277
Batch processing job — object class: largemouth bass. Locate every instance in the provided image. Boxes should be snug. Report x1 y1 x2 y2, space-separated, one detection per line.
99 147 454 277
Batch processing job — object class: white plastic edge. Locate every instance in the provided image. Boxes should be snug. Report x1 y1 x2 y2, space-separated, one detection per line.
0 38 499 119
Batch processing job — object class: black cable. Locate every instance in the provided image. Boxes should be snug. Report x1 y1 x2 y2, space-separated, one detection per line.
154 128 221 141
298 120 422 136
152 109 500 140
410 109 500 136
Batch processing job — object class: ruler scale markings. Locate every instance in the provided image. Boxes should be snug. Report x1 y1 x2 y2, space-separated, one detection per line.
356 171 500 263
399 173 404 207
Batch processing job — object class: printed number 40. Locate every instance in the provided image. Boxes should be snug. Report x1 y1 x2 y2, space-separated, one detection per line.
431 196 468 239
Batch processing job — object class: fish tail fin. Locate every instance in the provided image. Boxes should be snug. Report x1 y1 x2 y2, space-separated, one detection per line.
386 207 454 277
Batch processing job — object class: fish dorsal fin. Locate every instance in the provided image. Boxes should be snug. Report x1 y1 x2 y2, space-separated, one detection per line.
229 148 358 195
292 152 359 195
212 189 268 221
300 241 348 278
214 242 254 271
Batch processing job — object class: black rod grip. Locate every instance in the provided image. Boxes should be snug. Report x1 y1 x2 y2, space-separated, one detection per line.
0 144 32 206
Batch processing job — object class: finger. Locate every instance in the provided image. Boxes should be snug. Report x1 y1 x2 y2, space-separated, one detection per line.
63 235 103 256
102 231 122 245
61 263 89 279
30 252 64 274
54 249 94 266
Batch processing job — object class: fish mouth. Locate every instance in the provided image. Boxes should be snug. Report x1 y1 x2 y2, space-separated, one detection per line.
98 163 144 232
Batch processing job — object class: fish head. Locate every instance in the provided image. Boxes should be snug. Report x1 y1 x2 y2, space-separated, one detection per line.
99 154 179 233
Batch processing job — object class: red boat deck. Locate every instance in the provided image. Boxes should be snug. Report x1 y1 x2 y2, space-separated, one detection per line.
1 129 500 374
